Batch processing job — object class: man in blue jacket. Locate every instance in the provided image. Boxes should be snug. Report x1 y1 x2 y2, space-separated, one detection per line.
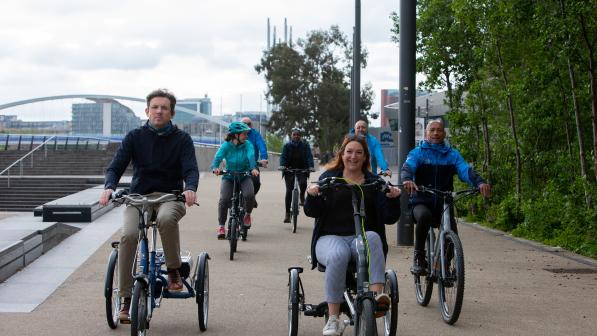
400 119 490 275
279 128 314 223
99 89 199 322
241 117 268 206
352 120 392 176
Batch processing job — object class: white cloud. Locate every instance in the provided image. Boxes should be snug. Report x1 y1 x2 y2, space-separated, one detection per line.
0 0 402 120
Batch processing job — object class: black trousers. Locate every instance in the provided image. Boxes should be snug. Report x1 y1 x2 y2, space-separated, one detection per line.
412 204 457 251
284 172 307 212
251 170 261 195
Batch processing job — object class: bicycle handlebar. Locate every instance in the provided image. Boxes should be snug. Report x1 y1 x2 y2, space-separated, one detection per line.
216 170 252 177
417 186 479 198
278 167 314 173
111 190 186 206
316 176 393 194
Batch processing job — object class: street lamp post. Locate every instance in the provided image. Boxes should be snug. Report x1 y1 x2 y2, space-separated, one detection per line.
350 0 361 127
397 0 416 246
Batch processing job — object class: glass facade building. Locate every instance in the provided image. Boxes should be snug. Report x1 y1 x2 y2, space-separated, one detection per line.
72 100 141 135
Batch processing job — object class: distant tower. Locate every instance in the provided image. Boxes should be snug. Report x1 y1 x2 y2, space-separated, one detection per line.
273 26 277 47
284 18 288 44
267 18 271 49
289 26 293 47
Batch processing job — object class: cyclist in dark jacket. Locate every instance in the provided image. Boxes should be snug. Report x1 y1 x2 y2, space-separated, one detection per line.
279 128 314 223
400 119 490 275
304 134 401 336
99 89 199 322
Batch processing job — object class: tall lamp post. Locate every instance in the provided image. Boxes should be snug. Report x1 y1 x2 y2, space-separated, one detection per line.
397 0 416 246
350 0 361 127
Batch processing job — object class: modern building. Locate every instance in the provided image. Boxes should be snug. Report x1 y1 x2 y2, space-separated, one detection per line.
383 90 450 139
71 99 141 135
380 89 399 128
0 115 70 133
178 95 212 115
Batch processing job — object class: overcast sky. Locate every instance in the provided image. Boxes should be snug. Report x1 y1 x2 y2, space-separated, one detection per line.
0 0 401 122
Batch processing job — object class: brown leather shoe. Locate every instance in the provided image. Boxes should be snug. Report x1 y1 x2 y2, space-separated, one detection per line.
167 268 183 292
375 293 391 318
119 297 131 322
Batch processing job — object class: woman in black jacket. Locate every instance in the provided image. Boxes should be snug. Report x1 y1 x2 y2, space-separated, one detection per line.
304 134 401 336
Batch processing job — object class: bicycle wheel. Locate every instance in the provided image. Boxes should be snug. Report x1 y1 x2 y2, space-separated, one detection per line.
414 232 433 306
287 268 300 336
195 252 210 332
437 231 465 325
229 217 238 260
357 298 377 336
104 247 119 329
291 189 299 233
130 281 149 336
376 270 398 336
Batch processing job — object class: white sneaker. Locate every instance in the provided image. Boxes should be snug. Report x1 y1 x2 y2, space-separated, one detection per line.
323 315 340 336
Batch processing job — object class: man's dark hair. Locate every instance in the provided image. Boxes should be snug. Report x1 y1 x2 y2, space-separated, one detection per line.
146 89 177 112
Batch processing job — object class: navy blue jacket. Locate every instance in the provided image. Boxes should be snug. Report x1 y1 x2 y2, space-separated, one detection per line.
104 123 199 195
280 140 314 170
400 140 485 213
304 169 400 270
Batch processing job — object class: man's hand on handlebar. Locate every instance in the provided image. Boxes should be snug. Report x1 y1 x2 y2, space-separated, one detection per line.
182 190 197 207
380 169 392 178
99 188 114 206
479 183 491 198
403 180 418 194
258 160 268 168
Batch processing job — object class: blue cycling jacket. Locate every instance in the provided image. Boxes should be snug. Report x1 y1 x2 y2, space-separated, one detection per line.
400 140 485 212
247 128 268 161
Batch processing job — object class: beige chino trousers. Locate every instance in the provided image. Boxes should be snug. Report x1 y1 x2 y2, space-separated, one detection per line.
118 192 186 298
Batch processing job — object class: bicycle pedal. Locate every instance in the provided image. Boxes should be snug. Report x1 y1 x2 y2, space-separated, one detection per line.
119 318 131 325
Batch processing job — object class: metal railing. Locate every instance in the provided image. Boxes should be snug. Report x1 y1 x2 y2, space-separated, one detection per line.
0 136 57 187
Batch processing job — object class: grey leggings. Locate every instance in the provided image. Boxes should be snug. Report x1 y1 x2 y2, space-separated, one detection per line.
218 177 255 226
315 232 385 303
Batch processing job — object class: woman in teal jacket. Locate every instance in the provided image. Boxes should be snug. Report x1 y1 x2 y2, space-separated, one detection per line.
211 122 259 239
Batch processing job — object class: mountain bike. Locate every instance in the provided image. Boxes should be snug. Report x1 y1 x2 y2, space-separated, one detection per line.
104 190 210 335
412 186 479 325
280 167 311 233
287 177 399 336
217 170 251 260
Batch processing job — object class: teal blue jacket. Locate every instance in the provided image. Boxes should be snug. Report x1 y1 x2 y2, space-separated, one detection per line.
210 140 256 180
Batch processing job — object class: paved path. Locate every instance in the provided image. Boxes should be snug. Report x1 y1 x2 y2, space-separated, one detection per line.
0 171 595 335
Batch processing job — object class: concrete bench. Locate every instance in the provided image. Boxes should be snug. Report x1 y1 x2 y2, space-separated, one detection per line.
0 217 79 282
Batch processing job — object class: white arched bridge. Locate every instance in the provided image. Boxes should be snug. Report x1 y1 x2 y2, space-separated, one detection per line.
0 94 229 128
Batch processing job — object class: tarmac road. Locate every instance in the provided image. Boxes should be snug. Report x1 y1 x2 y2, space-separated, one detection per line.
0 171 595 336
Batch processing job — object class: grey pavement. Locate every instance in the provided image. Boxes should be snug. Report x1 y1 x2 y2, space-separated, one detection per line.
0 171 595 336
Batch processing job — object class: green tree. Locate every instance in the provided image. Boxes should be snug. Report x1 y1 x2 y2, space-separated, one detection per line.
255 26 374 154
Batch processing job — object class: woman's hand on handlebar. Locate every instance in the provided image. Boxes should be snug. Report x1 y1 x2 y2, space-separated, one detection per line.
403 180 418 194
385 185 401 198
212 168 221 176
306 183 320 196
251 169 260 177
